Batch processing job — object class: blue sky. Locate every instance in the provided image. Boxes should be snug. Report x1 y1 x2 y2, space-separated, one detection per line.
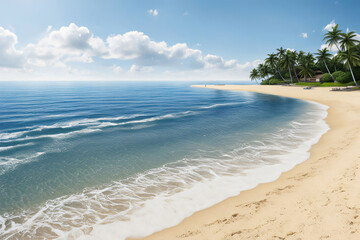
0 0 359 81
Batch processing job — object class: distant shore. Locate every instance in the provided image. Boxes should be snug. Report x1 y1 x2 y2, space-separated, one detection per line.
136 85 360 240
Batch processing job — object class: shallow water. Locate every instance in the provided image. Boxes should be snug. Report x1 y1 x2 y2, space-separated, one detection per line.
0 81 328 239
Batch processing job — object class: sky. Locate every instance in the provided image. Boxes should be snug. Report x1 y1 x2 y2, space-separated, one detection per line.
0 0 359 81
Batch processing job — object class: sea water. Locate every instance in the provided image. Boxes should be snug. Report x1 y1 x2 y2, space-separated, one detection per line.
0 81 328 239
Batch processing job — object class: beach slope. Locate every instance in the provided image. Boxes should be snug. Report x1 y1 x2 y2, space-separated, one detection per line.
138 85 360 240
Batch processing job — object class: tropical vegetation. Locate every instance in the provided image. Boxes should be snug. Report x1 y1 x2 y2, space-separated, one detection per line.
250 25 360 87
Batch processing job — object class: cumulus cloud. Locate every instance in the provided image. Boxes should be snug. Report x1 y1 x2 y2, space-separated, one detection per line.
300 33 308 39
24 23 107 67
0 27 24 68
323 20 336 31
0 23 254 80
104 31 254 72
148 9 158 16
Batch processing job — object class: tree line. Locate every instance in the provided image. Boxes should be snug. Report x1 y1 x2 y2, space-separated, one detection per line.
250 24 360 87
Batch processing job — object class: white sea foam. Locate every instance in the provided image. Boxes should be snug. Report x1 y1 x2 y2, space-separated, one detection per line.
0 111 195 144
0 152 45 175
0 101 329 240
0 143 34 152
199 102 243 109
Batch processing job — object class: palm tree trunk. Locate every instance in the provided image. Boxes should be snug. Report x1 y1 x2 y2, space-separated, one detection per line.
323 60 336 82
288 65 293 83
348 62 359 87
277 69 286 81
292 65 299 82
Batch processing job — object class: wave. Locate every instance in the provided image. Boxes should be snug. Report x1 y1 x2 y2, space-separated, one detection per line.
0 111 197 144
0 143 34 152
0 152 45 175
0 102 329 240
0 111 196 175
0 114 145 141
199 102 243 109
0 101 244 144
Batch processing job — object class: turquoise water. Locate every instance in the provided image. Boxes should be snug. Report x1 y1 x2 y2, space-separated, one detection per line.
0 82 328 239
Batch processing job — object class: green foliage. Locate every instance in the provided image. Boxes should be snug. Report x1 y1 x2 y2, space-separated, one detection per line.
320 82 354 87
295 82 357 87
283 72 290 79
332 71 344 79
269 79 286 85
321 73 333 82
260 79 269 85
249 24 360 84
353 67 360 79
333 71 352 83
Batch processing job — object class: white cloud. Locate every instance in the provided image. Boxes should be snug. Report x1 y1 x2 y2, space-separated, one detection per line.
24 23 107 67
0 27 24 68
300 32 308 39
105 31 252 72
148 9 158 16
320 43 338 52
129 64 154 73
355 33 360 41
323 20 336 31
112 64 122 73
0 24 254 81
251 59 263 68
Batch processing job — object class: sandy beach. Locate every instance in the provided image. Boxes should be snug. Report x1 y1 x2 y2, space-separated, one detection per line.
137 85 360 240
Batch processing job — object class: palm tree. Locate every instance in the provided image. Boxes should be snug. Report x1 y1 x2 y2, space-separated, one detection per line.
297 50 306 61
281 51 294 83
338 47 360 86
315 48 335 82
332 54 342 72
257 63 271 85
290 51 300 82
339 31 360 51
249 68 260 84
305 52 315 63
337 30 360 86
265 53 286 81
276 47 286 60
323 24 342 51
298 62 315 82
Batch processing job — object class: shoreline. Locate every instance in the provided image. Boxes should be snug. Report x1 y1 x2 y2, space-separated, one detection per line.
137 85 360 240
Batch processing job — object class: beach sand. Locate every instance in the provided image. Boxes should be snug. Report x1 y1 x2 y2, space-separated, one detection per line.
136 85 360 240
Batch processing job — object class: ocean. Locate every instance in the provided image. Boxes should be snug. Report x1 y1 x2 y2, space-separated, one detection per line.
0 81 328 239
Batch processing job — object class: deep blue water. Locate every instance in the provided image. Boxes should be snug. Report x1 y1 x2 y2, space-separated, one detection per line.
0 81 328 239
